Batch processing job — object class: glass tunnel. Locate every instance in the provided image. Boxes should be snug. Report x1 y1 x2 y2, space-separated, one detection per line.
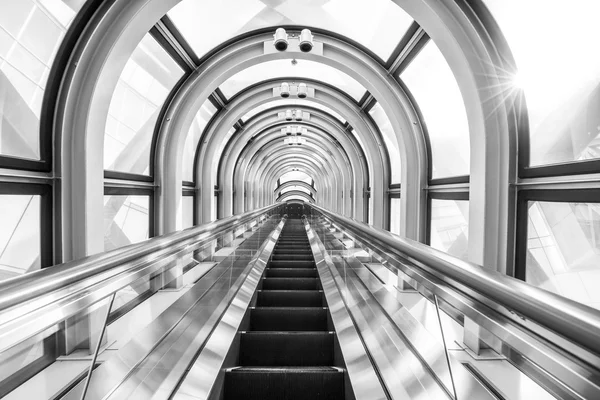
1 0 600 399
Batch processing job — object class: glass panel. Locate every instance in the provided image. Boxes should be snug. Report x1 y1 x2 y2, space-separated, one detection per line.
390 197 400 235
279 170 312 185
0 0 84 160
168 0 412 61
485 0 600 166
526 201 600 310
212 194 218 222
182 99 217 182
369 102 401 183
103 195 150 250
182 195 194 229
281 195 307 202
430 199 469 260
280 185 311 196
242 98 346 124
104 34 184 175
401 41 470 178
219 59 366 101
0 194 40 282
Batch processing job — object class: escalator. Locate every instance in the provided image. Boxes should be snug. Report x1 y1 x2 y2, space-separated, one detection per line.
224 218 346 400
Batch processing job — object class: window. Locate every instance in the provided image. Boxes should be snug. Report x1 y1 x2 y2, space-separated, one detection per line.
401 41 470 179
390 197 401 235
485 0 600 167
219 59 366 101
104 34 184 175
168 0 413 61
182 194 194 229
0 194 41 281
0 0 83 161
524 200 600 310
182 99 217 182
279 170 312 186
429 198 469 260
369 102 401 183
103 194 151 250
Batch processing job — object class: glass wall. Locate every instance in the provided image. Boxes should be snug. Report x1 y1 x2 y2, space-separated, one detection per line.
104 34 184 175
219 59 366 101
103 195 150 251
168 0 413 61
401 41 470 179
182 195 194 229
279 170 312 185
0 0 84 160
369 102 401 183
485 0 600 166
525 201 600 310
0 194 40 281
182 99 217 182
390 197 401 235
430 199 469 260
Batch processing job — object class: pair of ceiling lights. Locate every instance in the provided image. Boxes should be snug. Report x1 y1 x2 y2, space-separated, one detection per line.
285 109 303 121
284 136 306 146
280 82 307 98
282 126 307 136
274 28 314 52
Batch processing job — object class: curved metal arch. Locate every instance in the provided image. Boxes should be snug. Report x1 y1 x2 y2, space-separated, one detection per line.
54 0 519 270
194 78 386 225
278 191 314 204
220 103 368 220
274 181 316 197
277 190 314 203
247 143 346 211
246 146 342 205
156 32 427 234
244 161 326 213
228 122 355 217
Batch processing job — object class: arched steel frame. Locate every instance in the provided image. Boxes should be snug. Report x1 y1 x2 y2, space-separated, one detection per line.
277 190 314 203
274 181 317 199
53 0 518 272
194 79 383 225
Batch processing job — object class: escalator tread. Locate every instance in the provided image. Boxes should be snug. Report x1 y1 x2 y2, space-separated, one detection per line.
224 219 344 400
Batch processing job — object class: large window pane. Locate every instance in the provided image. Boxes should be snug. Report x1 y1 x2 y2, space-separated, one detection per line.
485 0 600 166
369 102 401 183
279 170 312 186
103 195 150 250
0 195 40 281
430 199 469 260
182 195 194 229
182 99 217 182
401 41 470 178
526 201 600 310
390 197 400 235
168 0 412 61
0 0 84 160
219 59 366 101
280 185 311 196
104 34 184 175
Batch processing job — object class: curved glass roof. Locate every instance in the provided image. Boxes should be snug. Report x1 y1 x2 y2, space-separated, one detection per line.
167 0 413 61
220 59 366 101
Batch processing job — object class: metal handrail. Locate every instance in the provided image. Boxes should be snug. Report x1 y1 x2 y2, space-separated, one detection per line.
0 204 280 313
308 204 600 357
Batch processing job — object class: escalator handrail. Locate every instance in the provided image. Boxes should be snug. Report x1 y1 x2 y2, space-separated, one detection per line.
308 204 600 357
0 204 281 313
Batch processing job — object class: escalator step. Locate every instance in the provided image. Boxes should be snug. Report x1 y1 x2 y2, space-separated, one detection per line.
239 332 334 366
262 278 319 290
266 268 317 278
250 307 327 331
256 290 323 307
269 260 315 268
224 367 344 400
271 254 314 261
